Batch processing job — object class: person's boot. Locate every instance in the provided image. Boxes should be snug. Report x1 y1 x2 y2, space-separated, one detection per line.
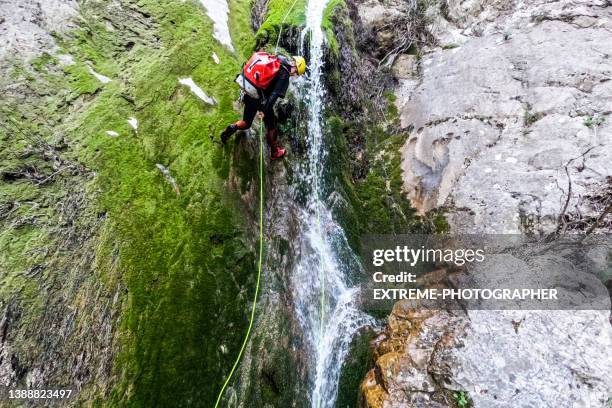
271 144 286 160
266 129 286 160
220 124 238 144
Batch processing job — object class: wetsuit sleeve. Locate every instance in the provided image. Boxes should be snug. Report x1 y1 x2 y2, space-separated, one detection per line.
263 68 290 112
272 67 290 97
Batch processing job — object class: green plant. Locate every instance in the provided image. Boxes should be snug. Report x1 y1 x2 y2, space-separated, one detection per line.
0 0 265 405
583 115 605 128
453 390 470 407
524 110 544 126
442 43 459 50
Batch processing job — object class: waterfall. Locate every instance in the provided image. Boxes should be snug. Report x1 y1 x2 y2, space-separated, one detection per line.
290 0 374 406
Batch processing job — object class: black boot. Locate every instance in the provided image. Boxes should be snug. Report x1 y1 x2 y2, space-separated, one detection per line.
220 124 238 144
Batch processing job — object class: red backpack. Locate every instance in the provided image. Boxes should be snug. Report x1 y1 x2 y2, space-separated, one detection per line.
235 52 282 99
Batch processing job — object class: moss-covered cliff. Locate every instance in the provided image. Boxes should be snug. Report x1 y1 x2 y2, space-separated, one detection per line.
1 0 261 405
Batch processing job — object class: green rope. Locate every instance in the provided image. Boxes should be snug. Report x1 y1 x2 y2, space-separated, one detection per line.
274 0 301 53
214 121 265 408
215 0 319 400
315 200 325 408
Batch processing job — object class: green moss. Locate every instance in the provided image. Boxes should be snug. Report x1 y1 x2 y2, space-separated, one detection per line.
256 0 307 47
2 0 262 405
353 130 416 235
62 62 103 95
30 52 58 72
442 43 460 50
430 210 450 233
524 110 544 126
230 0 258 56
324 100 451 251
255 0 343 59
244 306 300 407
324 113 425 251
383 90 399 120
336 327 374 408
321 0 345 59
71 1 261 405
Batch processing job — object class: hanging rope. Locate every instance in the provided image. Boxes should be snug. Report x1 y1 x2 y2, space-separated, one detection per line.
214 121 265 408
215 1 307 403
274 0 302 53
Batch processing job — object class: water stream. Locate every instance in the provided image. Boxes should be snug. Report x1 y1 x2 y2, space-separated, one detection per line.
290 0 374 406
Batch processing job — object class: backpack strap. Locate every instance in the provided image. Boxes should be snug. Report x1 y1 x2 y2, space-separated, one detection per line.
276 55 292 72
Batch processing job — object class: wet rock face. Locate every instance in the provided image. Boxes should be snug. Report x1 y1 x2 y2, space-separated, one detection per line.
361 302 469 408
227 133 309 407
396 0 612 234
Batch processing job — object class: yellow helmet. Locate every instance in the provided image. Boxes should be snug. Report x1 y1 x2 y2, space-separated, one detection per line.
292 56 306 75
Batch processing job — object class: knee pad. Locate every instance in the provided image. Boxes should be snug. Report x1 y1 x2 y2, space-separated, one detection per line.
235 120 249 130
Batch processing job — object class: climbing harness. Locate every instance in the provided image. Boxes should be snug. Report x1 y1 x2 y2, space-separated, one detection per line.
214 121 264 408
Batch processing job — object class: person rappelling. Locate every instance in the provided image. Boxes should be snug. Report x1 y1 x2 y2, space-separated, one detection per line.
220 52 307 160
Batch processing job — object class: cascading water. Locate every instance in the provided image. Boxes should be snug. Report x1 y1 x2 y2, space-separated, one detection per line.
290 0 374 406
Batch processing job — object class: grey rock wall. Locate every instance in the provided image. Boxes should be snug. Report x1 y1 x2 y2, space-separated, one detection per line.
398 0 612 234
359 1 612 407
0 0 77 64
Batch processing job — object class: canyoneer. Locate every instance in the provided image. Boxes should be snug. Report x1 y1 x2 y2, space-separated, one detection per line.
220 52 307 159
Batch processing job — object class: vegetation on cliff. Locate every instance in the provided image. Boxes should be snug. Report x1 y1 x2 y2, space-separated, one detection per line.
1 0 261 405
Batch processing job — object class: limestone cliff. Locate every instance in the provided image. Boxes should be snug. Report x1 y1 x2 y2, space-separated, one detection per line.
358 0 612 407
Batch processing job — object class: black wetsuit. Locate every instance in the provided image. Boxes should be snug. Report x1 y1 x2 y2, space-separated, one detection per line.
241 56 291 131
221 55 292 151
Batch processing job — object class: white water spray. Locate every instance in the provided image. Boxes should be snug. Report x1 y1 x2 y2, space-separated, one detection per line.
291 0 373 406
